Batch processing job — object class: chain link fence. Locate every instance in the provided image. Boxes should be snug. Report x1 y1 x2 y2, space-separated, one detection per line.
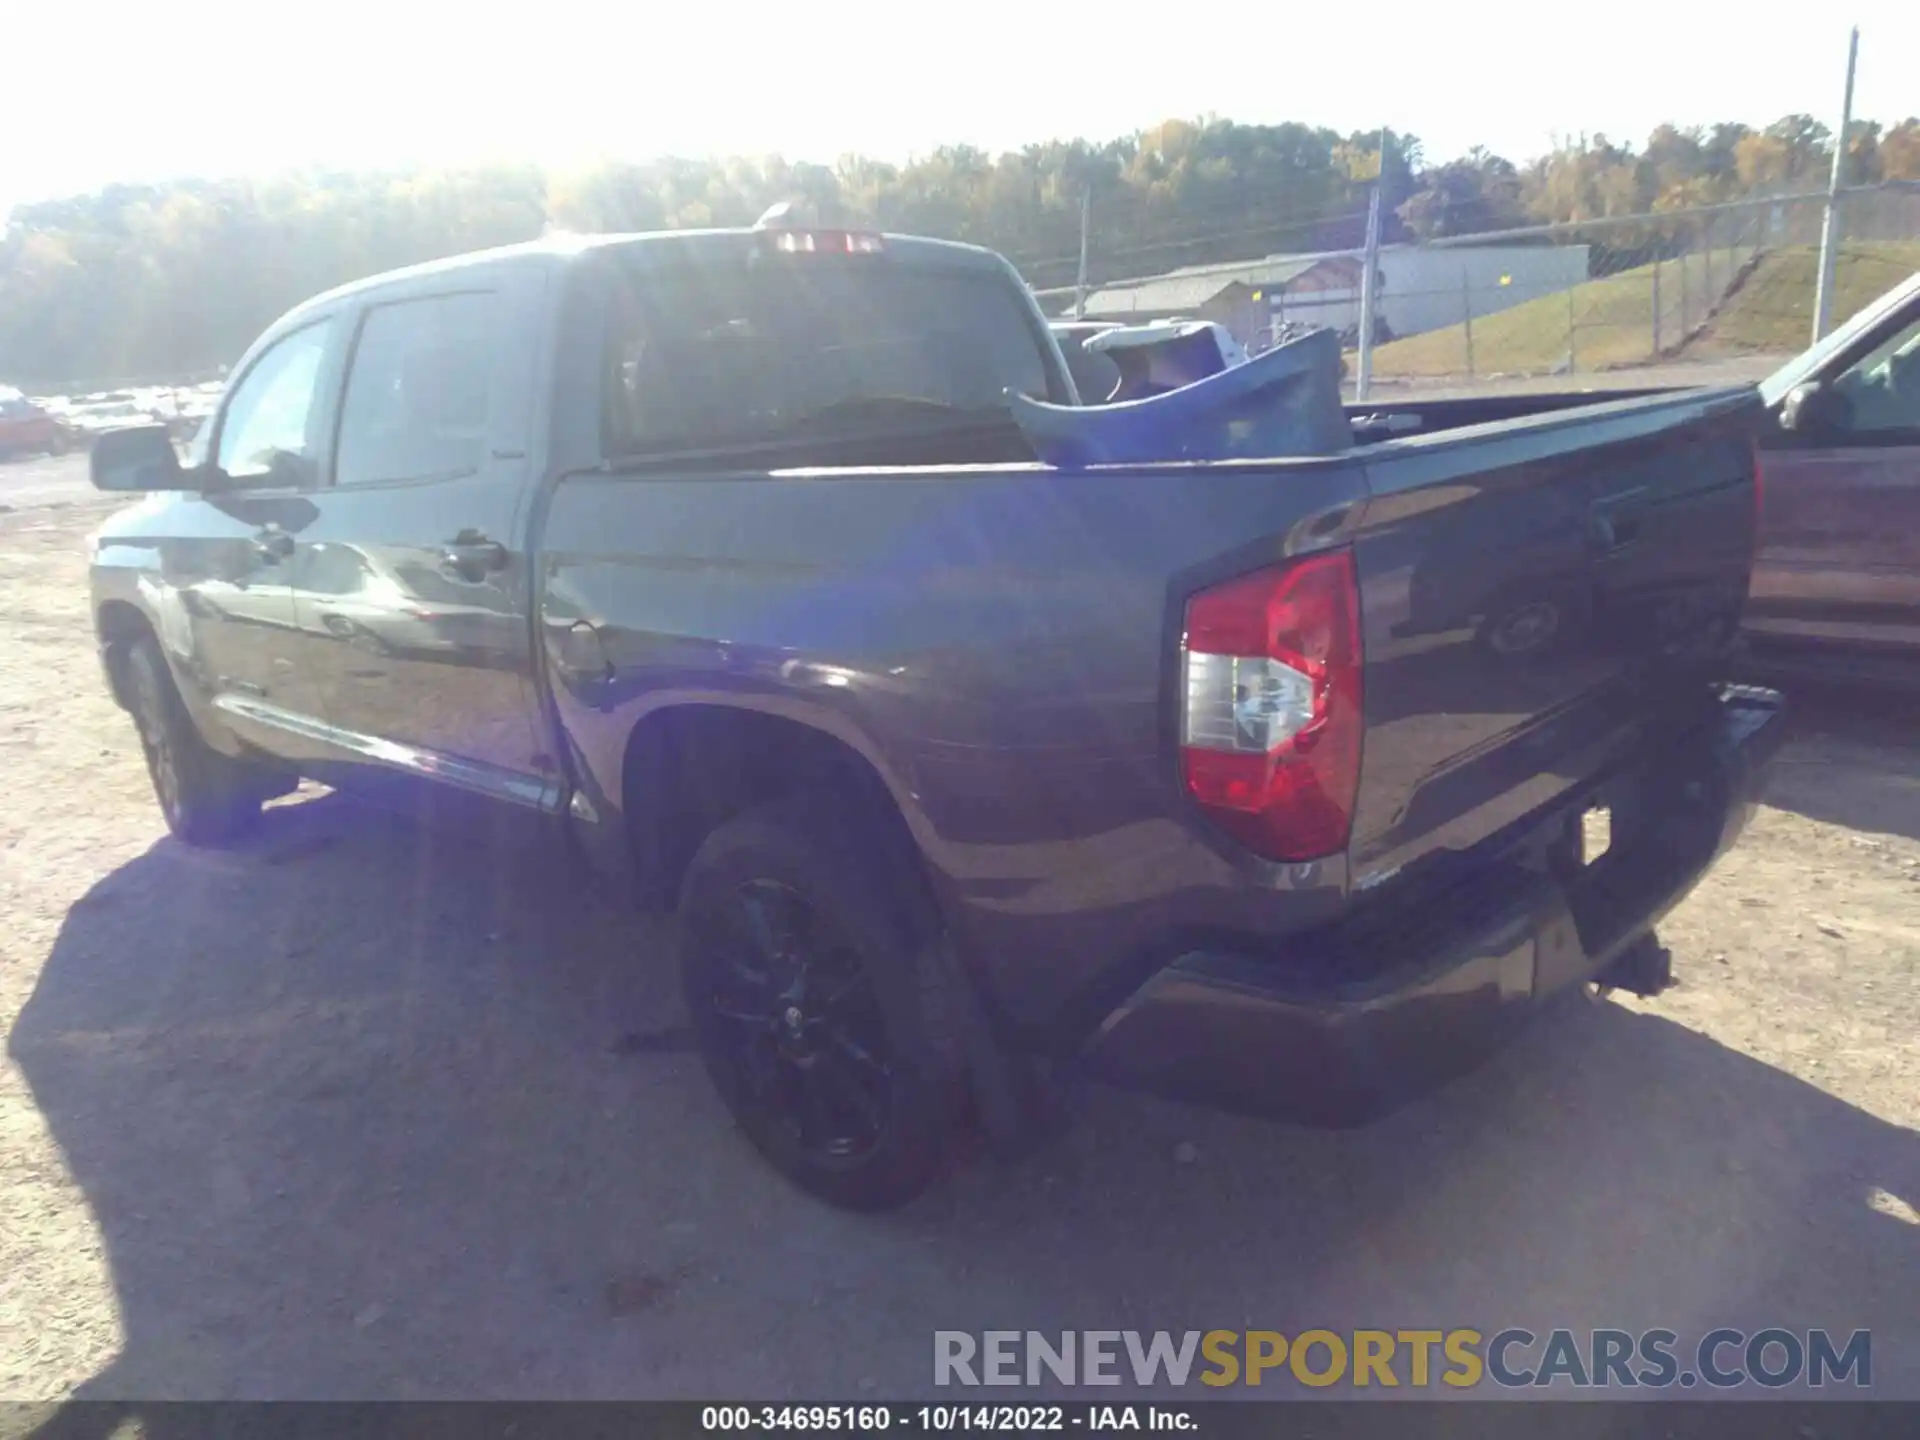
25 184 1919 403
1034 181 1920 391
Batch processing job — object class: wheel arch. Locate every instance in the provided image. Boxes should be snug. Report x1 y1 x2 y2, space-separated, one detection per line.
95 598 158 711
618 701 943 931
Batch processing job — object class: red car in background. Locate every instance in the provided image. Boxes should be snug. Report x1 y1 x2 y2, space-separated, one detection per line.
0 388 70 461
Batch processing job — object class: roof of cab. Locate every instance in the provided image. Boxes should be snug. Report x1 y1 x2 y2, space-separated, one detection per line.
282 226 1017 323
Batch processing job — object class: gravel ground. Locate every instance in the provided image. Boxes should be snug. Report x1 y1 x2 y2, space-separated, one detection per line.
0 455 94 512
1 500 1916 1404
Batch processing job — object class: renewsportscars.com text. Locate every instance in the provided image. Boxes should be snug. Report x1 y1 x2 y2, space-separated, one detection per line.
933 1329 1871 1391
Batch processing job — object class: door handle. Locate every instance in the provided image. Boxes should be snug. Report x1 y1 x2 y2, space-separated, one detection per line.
441 529 508 581
1588 491 1648 555
252 526 295 562
1589 513 1642 553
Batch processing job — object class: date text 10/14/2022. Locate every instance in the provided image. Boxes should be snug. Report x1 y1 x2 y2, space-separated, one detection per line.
701 1406 1194 1431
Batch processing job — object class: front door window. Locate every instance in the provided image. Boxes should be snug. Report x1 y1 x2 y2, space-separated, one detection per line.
216 322 335 486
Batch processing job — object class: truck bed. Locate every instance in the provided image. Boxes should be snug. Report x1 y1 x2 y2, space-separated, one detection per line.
539 383 1766 1039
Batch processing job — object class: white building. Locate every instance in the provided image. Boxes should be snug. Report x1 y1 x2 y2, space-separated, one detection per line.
1073 242 1593 346
1268 243 1592 340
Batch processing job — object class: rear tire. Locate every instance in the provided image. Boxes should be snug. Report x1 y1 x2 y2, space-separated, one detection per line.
678 794 965 1211
125 637 264 845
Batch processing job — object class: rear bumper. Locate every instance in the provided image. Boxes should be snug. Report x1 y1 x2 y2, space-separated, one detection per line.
1079 684 1787 1124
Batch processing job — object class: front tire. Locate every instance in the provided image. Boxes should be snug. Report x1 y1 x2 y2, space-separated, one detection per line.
678 795 965 1211
125 637 264 845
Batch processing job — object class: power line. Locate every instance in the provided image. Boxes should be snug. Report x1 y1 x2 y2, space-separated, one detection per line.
1014 204 1375 284
980 189 1388 267
1044 181 1871 292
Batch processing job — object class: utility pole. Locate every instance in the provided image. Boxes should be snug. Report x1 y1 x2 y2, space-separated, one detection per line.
1811 25 1860 344
1651 258 1662 357
1461 270 1475 379
1678 246 1689 337
1074 187 1091 320
1355 185 1383 401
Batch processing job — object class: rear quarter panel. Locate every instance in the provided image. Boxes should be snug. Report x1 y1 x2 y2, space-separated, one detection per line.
539 460 1366 1031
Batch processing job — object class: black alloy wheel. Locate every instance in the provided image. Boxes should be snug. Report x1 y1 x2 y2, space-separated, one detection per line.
124 636 264 844
703 878 894 1162
677 795 965 1210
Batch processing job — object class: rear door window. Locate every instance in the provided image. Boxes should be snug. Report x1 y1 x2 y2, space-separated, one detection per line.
336 291 503 487
604 260 1058 454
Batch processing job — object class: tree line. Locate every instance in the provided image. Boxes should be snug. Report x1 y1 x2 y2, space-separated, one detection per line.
2 114 1915 389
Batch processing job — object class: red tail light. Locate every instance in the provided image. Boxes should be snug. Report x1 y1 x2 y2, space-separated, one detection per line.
1179 549 1364 862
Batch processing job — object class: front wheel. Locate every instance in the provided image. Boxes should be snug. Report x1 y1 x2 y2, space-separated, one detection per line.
125 637 265 844
678 795 966 1211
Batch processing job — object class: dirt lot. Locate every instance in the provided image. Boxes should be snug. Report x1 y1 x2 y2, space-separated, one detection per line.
1 500 1917 1403
0 454 94 512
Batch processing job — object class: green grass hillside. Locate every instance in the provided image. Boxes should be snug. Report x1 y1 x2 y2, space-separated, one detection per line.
1369 251 1719 378
1687 242 1920 354
1368 242 1920 379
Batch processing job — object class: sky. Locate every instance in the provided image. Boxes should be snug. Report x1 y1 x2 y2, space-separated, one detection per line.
2 0 1915 219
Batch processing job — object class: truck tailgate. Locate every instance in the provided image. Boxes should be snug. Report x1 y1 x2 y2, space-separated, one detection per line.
1347 384 1764 890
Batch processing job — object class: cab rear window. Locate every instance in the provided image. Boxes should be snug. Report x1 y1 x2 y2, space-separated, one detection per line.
603 260 1059 454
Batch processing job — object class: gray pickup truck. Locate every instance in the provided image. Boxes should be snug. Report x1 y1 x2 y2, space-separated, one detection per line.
87 217 1784 1210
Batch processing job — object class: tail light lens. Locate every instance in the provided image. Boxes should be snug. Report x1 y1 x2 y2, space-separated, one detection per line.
1180 550 1363 862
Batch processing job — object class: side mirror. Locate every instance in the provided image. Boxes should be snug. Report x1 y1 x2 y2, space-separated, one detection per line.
90 425 194 492
1779 381 1848 436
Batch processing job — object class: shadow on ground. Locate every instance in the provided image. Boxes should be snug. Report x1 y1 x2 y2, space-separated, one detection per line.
9 787 1918 1416
1757 684 1920 842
